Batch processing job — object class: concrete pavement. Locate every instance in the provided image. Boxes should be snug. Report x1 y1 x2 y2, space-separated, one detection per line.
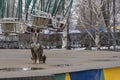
0 49 120 78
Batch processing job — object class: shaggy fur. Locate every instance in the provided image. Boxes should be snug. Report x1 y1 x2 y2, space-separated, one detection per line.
31 43 43 64
30 28 46 64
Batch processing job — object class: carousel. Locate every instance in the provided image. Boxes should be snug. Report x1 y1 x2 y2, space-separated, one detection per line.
0 0 73 64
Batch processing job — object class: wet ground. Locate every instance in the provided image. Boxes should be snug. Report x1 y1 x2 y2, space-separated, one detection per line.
0 49 120 78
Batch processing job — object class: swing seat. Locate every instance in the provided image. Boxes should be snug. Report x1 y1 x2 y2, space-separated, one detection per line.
32 16 49 28
2 23 16 33
48 18 58 29
48 19 53 28
47 16 66 32
0 18 19 33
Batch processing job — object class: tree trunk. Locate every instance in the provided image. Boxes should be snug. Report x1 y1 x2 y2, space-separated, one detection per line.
95 31 100 50
62 28 67 48
113 0 117 51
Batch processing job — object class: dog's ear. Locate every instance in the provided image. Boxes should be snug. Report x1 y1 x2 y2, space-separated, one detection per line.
37 28 41 33
26 26 33 32
26 26 41 33
27 27 40 33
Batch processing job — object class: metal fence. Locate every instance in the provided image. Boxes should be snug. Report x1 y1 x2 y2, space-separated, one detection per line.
0 32 120 49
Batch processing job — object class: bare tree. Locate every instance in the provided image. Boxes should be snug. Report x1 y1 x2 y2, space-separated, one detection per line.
75 0 106 50
74 0 120 50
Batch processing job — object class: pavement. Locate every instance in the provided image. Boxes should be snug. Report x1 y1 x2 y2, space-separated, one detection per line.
0 49 120 78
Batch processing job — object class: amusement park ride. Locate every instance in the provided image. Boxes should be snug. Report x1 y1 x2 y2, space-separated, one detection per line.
0 0 73 64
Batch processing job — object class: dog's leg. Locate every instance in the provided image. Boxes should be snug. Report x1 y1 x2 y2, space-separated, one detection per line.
36 51 40 64
31 48 36 64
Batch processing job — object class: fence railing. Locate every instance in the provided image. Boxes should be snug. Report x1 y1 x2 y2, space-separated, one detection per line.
0 32 120 49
